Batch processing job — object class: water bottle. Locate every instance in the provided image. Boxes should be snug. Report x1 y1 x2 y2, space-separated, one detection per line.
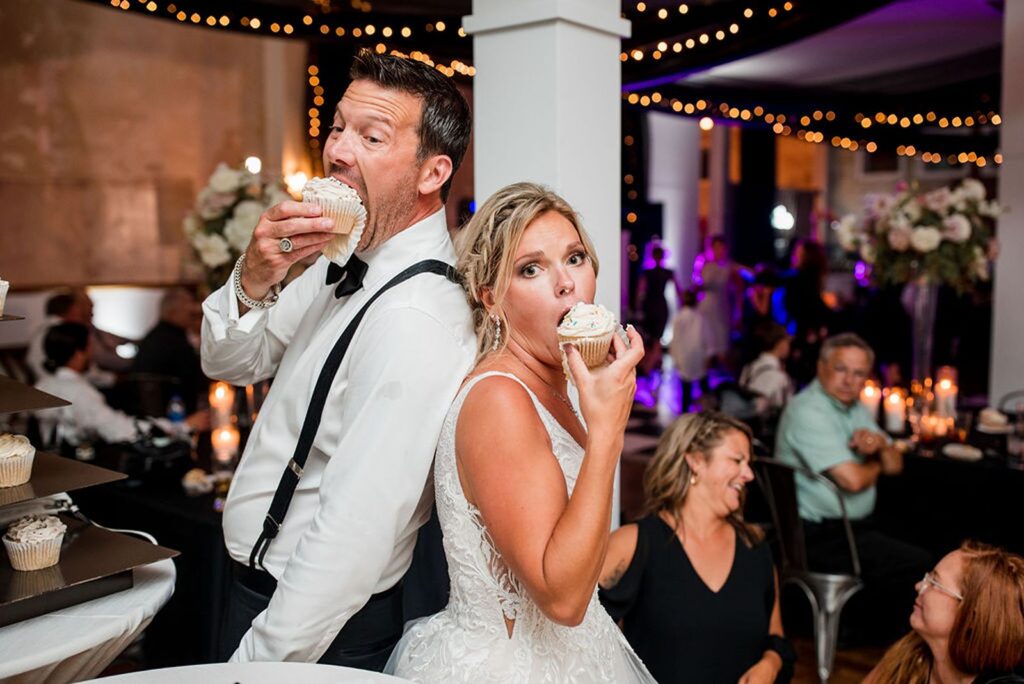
167 394 187 426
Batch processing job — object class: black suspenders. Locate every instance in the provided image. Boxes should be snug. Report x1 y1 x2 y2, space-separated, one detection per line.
249 259 460 571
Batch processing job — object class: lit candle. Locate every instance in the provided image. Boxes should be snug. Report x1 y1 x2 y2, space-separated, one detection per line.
860 381 882 421
211 425 240 464
209 382 235 428
934 378 958 418
883 390 907 433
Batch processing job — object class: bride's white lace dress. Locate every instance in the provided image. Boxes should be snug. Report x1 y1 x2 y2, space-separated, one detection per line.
386 372 655 683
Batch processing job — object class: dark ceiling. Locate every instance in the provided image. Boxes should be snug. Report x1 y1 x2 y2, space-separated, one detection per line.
71 0 1004 160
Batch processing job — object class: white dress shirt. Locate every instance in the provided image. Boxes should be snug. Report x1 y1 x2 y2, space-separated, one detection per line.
739 352 794 409
34 367 182 444
201 208 476 664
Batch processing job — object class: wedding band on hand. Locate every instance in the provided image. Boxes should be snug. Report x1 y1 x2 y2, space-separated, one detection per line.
278 237 294 253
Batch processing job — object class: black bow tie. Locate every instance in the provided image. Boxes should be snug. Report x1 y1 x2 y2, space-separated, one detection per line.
325 255 368 298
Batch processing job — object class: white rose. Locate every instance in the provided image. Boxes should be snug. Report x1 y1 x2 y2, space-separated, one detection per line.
960 178 986 202
860 243 876 264
902 200 922 223
943 214 971 243
836 214 860 251
196 187 236 220
224 216 255 252
865 193 896 219
208 163 243 194
192 233 232 268
923 187 951 214
979 199 1000 218
888 225 912 252
910 226 942 253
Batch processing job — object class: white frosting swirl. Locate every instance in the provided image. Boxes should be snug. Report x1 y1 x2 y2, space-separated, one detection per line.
301 176 363 205
0 433 34 460
5 515 66 543
557 302 617 338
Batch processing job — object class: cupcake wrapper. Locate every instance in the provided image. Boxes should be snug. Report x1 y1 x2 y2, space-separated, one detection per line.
4 534 63 571
0 450 34 488
560 332 614 368
319 196 366 236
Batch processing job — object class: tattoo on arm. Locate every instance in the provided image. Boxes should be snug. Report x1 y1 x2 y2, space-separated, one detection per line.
601 560 629 589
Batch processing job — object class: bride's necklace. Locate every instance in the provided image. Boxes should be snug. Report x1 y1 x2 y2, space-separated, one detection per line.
516 359 579 418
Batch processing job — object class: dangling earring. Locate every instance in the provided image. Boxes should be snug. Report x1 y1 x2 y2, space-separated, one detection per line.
690 474 698 486
491 315 502 351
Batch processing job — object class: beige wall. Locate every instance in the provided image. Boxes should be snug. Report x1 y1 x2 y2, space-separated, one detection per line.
0 0 306 288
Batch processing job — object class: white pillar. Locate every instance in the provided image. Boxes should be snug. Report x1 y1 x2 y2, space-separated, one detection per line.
464 0 630 308
646 111 702 291
990 1 1024 405
464 0 630 526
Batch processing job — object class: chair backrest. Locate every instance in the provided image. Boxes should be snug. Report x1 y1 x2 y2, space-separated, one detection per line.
997 390 1024 417
113 373 182 418
753 457 862 577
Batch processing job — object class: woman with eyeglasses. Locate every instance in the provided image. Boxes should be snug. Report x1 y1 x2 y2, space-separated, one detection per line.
865 540 1024 684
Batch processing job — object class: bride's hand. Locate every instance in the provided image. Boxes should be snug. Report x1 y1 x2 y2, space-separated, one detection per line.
564 325 644 443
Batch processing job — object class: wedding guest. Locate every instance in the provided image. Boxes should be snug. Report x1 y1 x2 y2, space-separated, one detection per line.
739 322 794 412
202 50 475 668
775 332 930 640
132 287 206 413
668 288 709 413
34 323 206 446
26 289 117 387
697 236 744 370
776 239 832 386
387 182 654 682
865 541 1024 684
599 411 795 683
634 243 682 345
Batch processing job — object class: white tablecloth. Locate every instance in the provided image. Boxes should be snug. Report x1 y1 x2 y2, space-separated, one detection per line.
84 662 410 683
0 559 176 684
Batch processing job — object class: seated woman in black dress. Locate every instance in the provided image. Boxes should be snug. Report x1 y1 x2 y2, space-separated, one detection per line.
599 411 794 683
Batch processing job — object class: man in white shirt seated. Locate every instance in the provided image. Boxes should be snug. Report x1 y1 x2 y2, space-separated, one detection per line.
739 321 794 412
202 49 475 670
34 323 206 447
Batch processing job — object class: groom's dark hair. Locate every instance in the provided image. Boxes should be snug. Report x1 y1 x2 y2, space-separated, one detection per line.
349 49 472 203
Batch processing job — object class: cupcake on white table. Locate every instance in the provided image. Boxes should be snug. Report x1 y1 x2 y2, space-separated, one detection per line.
4 515 67 571
0 433 35 488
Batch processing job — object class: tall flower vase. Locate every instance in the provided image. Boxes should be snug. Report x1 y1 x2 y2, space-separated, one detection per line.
903 279 939 382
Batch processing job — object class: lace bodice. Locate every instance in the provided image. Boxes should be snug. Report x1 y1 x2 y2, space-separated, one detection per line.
388 372 655 683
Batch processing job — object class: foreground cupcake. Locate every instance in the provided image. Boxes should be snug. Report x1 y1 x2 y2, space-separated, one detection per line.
4 515 67 571
557 303 618 368
301 177 367 262
0 433 35 488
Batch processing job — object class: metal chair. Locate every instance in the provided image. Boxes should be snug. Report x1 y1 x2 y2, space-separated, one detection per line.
753 457 864 684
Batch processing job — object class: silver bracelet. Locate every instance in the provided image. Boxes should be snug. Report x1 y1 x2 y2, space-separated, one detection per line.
232 254 281 309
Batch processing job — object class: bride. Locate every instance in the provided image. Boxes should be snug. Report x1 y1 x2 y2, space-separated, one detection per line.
386 182 655 682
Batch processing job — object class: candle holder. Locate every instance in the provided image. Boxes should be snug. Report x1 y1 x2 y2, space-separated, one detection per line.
882 388 907 435
860 381 882 424
209 381 236 429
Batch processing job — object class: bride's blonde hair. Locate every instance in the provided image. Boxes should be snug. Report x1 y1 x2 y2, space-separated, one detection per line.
455 182 600 358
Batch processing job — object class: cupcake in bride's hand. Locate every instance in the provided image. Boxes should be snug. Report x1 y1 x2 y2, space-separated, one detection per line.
557 302 618 368
301 177 367 261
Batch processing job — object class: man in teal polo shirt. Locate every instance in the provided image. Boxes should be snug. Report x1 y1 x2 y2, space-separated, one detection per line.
776 332 930 640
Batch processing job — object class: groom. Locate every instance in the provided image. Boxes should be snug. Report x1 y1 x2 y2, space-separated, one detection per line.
202 50 474 668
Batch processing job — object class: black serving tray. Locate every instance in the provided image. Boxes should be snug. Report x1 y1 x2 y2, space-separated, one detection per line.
0 451 127 509
0 515 178 627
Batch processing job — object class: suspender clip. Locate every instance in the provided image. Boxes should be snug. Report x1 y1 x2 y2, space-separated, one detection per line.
287 459 304 478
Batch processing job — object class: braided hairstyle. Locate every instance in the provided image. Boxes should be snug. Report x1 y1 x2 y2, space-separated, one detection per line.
454 182 600 360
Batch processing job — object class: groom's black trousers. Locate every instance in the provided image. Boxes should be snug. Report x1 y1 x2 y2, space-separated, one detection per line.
219 506 450 670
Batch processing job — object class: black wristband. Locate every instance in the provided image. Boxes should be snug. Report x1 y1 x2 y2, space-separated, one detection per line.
762 634 797 665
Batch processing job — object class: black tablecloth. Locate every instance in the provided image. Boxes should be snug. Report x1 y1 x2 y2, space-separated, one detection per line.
877 450 1024 558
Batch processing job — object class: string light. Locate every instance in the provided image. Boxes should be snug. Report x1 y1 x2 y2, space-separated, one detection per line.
624 92 998 167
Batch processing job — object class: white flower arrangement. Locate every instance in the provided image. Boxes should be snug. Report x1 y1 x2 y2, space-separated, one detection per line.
184 163 292 290
835 178 999 292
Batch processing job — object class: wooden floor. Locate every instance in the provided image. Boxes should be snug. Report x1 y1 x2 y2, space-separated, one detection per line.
791 637 883 683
